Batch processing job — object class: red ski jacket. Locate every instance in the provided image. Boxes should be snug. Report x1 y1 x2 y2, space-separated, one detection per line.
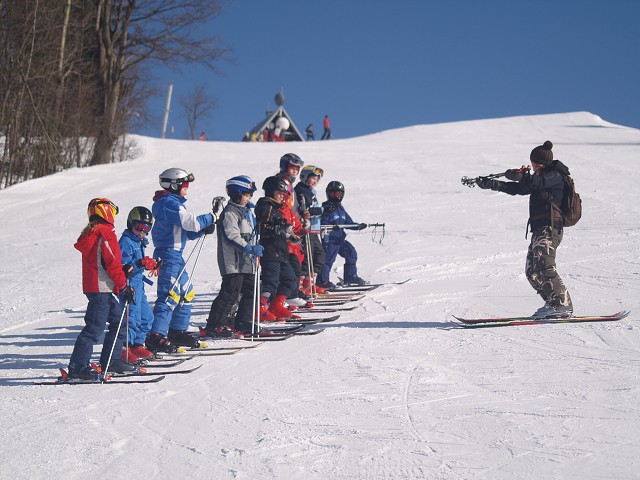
74 222 127 294
279 205 305 262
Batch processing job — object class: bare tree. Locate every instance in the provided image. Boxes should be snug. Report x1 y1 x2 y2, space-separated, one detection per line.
90 1 230 165
0 1 230 187
179 85 218 140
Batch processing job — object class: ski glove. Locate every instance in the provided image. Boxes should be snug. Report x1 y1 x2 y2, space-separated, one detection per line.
323 203 337 214
122 285 136 304
203 223 216 235
475 177 496 190
212 196 225 218
147 258 162 277
137 256 157 271
347 223 367 231
243 244 264 257
122 264 134 277
504 169 524 182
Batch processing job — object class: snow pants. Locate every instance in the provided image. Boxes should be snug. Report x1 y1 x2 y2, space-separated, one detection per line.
151 252 194 335
207 273 255 330
318 238 358 285
69 292 125 369
526 226 573 309
260 260 298 299
122 280 154 345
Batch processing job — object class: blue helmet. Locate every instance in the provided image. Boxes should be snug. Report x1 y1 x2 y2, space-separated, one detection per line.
279 153 304 172
226 175 256 203
300 165 324 183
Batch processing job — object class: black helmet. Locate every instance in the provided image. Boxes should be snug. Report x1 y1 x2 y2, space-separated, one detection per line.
262 176 288 198
127 206 153 231
326 181 345 203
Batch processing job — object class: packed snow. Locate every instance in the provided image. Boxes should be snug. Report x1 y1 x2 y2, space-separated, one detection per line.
0 112 639 480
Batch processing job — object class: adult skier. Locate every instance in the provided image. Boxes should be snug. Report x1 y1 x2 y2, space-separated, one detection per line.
475 141 573 318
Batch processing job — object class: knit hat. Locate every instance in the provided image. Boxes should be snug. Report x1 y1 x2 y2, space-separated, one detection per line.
530 141 554 166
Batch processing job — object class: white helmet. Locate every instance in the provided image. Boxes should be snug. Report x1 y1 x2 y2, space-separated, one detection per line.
159 168 194 193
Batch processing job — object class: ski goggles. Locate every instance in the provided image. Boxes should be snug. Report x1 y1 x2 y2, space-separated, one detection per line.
303 166 324 178
133 222 152 233
177 173 195 184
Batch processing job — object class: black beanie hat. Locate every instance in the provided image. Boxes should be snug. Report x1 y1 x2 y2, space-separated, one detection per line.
530 141 554 166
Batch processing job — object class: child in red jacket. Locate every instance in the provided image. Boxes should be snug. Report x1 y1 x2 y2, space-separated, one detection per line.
280 179 309 308
67 198 136 380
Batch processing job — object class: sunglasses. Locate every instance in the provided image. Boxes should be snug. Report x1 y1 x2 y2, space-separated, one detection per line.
90 200 119 215
134 222 152 233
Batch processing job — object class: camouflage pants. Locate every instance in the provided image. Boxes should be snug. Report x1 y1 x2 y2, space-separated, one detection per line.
525 226 572 309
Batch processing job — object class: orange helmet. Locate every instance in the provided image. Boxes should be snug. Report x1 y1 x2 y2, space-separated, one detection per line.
87 197 119 225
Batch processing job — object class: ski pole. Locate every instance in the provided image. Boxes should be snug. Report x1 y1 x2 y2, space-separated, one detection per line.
124 301 130 362
370 223 386 244
102 295 129 382
304 232 316 301
252 256 261 339
178 233 207 307
163 234 204 305
461 165 530 188
320 223 384 230
249 225 262 339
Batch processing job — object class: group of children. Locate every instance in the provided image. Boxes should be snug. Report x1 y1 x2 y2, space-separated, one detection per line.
68 154 369 379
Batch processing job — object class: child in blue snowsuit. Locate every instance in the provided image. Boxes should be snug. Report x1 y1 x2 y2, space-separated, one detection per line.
118 206 159 362
147 168 217 351
317 181 367 289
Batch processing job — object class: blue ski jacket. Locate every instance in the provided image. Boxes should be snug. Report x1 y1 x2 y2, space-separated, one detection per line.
320 201 355 244
150 190 213 260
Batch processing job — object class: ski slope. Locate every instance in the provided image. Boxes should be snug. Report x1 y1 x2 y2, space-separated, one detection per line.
0 112 639 479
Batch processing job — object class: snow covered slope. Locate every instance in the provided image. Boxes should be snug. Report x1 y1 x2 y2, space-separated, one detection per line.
1 112 639 479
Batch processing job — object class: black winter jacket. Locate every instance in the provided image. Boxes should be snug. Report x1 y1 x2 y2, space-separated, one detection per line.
495 160 570 231
255 196 289 263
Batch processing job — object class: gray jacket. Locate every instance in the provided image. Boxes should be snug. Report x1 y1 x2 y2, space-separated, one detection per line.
216 201 257 275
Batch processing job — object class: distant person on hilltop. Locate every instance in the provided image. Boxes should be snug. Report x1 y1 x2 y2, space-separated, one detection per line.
321 115 331 140
306 123 315 141
200 132 206 141
474 141 574 319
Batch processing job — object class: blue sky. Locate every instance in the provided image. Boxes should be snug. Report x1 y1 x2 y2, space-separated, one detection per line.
135 0 640 141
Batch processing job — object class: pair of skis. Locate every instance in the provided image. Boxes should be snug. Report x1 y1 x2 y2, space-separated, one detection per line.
450 310 630 328
34 363 204 385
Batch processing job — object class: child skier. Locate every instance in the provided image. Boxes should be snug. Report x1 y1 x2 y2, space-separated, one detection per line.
276 152 304 184
147 168 218 351
204 175 263 338
118 206 160 362
294 165 327 295
318 181 368 289
280 179 308 308
67 198 136 380
254 176 299 321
